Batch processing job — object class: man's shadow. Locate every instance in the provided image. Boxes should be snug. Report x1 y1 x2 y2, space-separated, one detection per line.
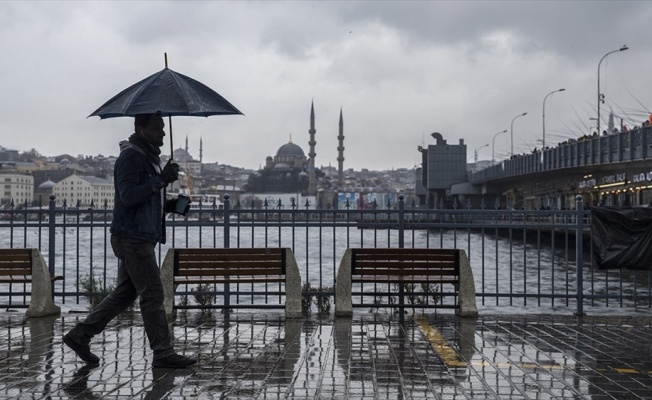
143 368 193 400
62 364 101 398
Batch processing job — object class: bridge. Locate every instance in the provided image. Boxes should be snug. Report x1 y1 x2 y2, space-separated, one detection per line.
460 126 652 209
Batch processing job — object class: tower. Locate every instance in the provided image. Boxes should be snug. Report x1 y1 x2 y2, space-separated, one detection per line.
337 108 345 187
200 137 203 164
308 101 317 195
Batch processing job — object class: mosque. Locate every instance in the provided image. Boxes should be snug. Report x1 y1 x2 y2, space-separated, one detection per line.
245 102 345 194
167 102 346 196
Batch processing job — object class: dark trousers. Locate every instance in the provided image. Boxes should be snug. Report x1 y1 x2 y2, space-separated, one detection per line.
67 234 174 359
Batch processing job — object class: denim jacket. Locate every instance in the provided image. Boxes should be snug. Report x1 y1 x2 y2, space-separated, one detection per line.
110 148 168 244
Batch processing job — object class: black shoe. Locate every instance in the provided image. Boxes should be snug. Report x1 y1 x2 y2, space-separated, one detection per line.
64 333 100 364
152 353 197 368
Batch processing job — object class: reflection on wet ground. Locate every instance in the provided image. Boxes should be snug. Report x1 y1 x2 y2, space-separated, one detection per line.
1 311 652 399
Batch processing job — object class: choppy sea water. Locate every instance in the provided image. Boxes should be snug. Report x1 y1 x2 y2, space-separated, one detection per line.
2 220 652 315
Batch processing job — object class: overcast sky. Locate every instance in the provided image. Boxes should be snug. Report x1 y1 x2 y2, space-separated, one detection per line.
1 1 650 171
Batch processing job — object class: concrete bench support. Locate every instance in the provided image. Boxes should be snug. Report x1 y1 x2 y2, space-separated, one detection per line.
162 247 302 320
26 249 61 318
335 248 478 318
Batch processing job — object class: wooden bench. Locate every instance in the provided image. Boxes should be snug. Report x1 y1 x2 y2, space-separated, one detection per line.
162 248 302 320
0 248 62 317
335 248 478 317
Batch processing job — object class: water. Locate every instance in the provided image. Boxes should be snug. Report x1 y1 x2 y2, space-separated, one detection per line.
2 219 652 314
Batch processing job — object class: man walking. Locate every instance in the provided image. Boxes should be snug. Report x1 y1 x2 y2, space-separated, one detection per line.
64 112 195 368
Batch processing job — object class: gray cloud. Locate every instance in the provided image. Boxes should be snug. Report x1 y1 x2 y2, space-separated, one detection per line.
0 0 650 170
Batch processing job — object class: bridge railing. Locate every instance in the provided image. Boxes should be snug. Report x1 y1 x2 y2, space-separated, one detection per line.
0 194 649 315
471 126 652 183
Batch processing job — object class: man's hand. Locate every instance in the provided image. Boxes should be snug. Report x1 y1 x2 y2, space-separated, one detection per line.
161 159 180 184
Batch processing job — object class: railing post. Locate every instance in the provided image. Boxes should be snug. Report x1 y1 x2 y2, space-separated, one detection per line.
48 195 56 298
398 194 405 314
223 194 231 311
223 194 231 249
398 194 405 249
575 195 585 316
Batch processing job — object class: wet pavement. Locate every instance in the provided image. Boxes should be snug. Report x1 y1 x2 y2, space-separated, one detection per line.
1 310 652 399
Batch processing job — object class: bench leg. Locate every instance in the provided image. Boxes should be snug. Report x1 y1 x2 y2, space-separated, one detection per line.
335 249 353 317
284 249 302 319
161 249 176 322
26 249 61 318
457 250 478 318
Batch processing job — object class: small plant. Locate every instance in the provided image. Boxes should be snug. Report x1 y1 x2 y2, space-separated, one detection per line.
79 274 116 310
301 283 332 317
301 282 315 314
191 283 215 311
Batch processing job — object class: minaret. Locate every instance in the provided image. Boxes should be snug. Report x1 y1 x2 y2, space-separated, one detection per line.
200 137 203 164
337 107 345 187
308 101 317 195
185 135 189 153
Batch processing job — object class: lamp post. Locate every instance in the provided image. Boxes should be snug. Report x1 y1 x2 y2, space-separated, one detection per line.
510 112 527 157
474 143 489 171
542 88 565 150
491 129 507 163
597 45 628 134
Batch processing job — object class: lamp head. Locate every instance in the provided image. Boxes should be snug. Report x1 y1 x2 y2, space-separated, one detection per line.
620 45 628 51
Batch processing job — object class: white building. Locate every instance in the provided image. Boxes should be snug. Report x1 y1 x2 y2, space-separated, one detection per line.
0 172 34 206
52 175 114 208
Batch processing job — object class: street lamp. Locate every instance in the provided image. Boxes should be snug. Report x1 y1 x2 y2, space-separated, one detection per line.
597 45 628 134
510 112 527 157
491 129 507 163
542 88 565 150
474 143 489 171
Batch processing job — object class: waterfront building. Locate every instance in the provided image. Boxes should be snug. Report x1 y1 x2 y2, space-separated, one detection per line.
52 175 114 208
0 172 34 207
418 132 468 208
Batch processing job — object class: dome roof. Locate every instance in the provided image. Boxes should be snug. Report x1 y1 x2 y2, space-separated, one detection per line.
38 179 56 190
173 148 194 163
276 142 304 158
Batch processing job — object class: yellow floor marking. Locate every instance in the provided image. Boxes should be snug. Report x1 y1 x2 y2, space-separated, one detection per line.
415 316 468 368
415 317 651 376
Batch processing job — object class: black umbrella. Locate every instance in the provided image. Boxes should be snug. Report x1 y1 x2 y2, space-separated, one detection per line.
89 54 243 157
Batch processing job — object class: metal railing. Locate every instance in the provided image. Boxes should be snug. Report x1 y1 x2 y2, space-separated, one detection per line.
1 194 651 315
470 126 652 183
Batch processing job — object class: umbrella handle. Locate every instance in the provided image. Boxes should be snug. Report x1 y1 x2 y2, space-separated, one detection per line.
168 115 174 160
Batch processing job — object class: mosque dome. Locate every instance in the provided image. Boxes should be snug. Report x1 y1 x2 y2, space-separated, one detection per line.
38 179 56 190
276 142 305 158
173 148 194 163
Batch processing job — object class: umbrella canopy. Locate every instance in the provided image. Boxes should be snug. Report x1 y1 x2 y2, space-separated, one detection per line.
89 67 242 118
89 65 242 157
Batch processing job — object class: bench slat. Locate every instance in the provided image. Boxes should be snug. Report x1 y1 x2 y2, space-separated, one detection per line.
175 275 286 284
0 267 32 275
354 261 457 267
178 267 283 276
178 254 283 262
176 261 282 269
353 275 458 283
353 268 458 277
354 254 456 262
177 248 283 254
0 276 32 284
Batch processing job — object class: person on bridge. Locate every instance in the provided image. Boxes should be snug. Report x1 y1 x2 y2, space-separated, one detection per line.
63 113 196 369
